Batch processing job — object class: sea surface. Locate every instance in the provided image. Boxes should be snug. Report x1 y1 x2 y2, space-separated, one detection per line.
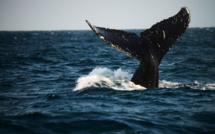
0 28 215 134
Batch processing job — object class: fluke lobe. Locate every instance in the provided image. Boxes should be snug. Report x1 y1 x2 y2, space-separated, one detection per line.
86 7 190 89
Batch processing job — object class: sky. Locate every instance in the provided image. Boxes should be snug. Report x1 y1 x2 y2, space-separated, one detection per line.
0 0 215 31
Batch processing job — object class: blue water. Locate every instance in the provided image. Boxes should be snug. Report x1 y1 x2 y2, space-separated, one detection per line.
0 28 215 134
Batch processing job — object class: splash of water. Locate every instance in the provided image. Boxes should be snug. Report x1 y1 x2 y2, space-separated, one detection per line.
74 67 145 91
74 67 215 91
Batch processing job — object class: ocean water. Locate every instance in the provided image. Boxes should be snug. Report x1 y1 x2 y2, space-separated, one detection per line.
0 28 215 134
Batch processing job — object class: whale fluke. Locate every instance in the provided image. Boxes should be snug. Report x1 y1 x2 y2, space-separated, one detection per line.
86 7 190 88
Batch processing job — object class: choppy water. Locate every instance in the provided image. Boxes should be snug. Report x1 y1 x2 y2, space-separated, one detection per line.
0 28 215 134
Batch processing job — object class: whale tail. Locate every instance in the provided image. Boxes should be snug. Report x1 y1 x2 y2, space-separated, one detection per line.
86 7 190 88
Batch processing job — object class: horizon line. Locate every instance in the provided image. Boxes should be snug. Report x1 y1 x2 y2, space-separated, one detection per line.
0 26 215 32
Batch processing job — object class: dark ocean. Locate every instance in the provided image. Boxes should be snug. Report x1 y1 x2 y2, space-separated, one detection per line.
0 28 215 134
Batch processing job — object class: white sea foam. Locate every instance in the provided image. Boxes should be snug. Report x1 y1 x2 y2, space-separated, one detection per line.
205 83 215 90
74 67 215 91
160 80 215 90
189 81 215 90
74 67 145 91
159 80 181 88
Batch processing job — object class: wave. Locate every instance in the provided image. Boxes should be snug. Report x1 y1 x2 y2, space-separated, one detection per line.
74 67 215 91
